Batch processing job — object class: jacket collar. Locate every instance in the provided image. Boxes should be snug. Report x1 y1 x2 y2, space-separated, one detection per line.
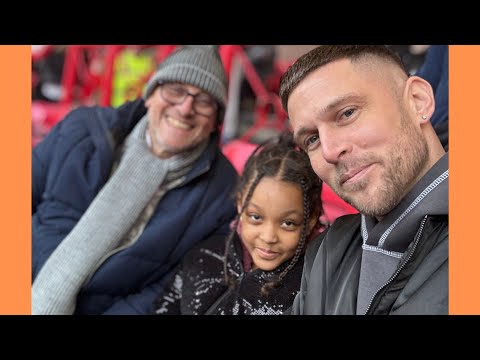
362 152 449 254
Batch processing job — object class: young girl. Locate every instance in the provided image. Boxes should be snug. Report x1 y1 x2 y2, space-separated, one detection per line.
153 132 324 315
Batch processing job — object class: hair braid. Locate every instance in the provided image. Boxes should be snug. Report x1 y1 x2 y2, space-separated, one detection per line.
227 130 323 297
223 172 264 288
261 179 311 295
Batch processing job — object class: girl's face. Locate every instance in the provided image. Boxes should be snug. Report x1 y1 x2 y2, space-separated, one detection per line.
237 177 314 271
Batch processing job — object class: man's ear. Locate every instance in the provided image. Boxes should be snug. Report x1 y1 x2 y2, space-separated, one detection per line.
406 75 435 124
144 87 157 108
145 96 152 108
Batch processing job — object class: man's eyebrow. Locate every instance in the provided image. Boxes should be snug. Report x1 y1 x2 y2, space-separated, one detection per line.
293 127 311 147
317 93 363 117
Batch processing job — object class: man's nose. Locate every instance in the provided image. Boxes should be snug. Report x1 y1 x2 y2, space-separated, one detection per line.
176 94 196 116
321 131 351 164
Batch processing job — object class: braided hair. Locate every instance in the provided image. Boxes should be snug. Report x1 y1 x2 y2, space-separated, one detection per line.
223 131 323 295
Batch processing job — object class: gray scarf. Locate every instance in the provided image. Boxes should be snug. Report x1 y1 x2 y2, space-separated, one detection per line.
32 115 207 315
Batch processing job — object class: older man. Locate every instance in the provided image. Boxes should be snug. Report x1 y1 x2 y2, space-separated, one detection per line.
32 46 238 315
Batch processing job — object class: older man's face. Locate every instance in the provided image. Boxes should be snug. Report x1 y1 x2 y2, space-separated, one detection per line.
145 83 217 159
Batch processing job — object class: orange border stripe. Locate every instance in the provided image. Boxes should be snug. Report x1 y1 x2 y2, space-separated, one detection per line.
450 45 480 314
0 45 477 315
0 45 31 314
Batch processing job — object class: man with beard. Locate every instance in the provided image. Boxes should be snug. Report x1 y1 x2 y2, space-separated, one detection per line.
279 45 448 315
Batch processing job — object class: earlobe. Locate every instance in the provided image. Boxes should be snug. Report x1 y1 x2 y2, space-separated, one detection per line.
407 75 435 122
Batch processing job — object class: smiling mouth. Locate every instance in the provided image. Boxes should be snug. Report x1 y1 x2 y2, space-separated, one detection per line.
339 164 372 186
256 248 280 260
166 115 193 130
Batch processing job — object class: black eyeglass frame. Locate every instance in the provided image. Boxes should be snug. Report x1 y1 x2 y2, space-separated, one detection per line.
157 82 218 117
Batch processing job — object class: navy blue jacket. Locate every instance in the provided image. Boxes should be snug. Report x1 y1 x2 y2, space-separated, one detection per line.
32 99 238 315
415 45 448 128
415 45 448 150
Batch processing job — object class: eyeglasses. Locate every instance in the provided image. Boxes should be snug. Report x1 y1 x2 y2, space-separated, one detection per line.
158 83 218 117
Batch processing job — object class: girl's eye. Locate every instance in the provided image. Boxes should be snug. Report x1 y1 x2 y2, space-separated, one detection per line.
249 214 261 222
282 220 299 230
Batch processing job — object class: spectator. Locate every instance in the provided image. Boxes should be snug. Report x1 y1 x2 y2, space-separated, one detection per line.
279 45 448 315
32 45 238 315
153 132 323 315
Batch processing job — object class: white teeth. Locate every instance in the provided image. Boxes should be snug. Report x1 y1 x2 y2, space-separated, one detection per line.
167 116 191 130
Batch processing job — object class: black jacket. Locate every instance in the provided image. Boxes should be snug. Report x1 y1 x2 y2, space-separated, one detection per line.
290 213 448 315
154 233 304 315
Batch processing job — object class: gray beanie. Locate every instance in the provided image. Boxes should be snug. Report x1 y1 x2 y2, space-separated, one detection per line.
143 45 228 124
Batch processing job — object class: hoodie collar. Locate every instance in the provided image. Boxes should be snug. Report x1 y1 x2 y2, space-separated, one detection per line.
361 152 448 254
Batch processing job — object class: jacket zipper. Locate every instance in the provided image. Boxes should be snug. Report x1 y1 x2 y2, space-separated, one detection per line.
363 215 428 315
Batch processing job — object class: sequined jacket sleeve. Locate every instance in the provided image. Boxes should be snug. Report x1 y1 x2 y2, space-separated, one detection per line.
153 269 184 315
